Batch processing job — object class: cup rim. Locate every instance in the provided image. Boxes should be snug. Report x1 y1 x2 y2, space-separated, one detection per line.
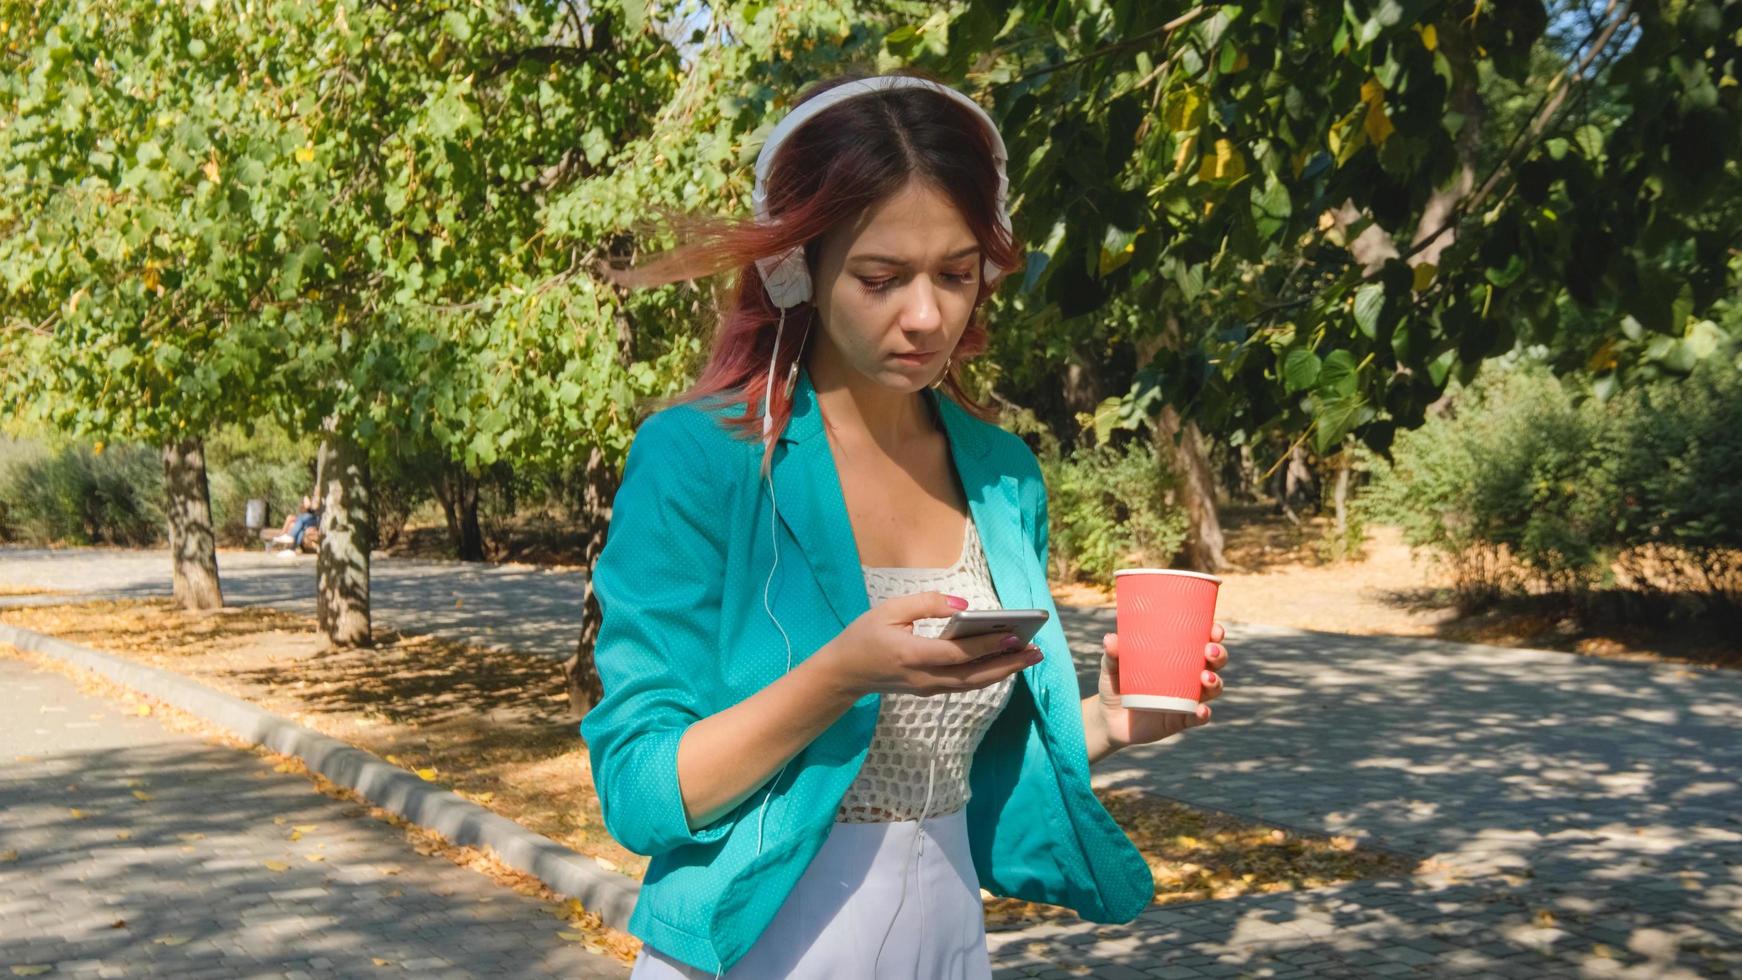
1113 568 1223 584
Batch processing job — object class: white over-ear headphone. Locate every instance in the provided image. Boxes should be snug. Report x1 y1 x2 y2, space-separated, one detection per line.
735 75 1010 980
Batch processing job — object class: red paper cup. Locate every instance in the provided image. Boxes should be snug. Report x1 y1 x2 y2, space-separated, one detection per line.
1112 568 1222 714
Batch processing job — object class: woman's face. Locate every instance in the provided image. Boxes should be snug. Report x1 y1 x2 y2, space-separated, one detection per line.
809 179 982 393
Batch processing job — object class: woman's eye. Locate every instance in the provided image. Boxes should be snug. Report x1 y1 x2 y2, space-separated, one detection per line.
944 271 976 284
857 276 896 292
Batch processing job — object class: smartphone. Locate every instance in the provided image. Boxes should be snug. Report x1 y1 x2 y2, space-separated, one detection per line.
936 608 1050 645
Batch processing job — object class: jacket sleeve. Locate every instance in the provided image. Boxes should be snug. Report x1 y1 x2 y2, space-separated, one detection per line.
580 409 737 857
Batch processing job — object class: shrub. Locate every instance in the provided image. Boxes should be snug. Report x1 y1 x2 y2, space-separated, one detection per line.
0 441 165 546
1039 438 1189 586
1364 357 1742 608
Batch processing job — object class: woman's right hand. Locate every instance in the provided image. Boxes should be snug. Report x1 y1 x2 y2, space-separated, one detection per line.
817 592 1042 699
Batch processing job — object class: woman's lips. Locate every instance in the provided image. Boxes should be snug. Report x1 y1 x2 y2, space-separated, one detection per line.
891 350 935 365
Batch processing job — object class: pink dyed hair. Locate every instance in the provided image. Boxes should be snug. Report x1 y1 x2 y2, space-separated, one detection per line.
606 69 1024 472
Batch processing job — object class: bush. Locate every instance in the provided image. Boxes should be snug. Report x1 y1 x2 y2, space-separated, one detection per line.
1364 357 1742 608
1039 438 1189 586
0 440 165 546
1585 357 1742 598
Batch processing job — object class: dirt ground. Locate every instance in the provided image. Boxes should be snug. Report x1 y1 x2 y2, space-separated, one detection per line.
1051 517 1738 668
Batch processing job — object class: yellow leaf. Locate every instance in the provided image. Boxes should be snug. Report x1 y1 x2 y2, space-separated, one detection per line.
272 816 286 825
1360 79 1395 145
372 959 392 967
114 831 131 841
133 704 152 717
294 825 317 833
304 853 325 862
1419 24 1438 51
1173 133 1198 174
289 831 303 842
69 808 88 819
557 931 589 942
12 967 52 976
295 144 315 163
1411 262 1437 292
416 768 439 781
1196 139 1246 182
263 860 290 872
153 935 190 946
472 791 495 804
385 754 404 766
201 156 221 183
0 851 16 862
132 790 153 802
1593 944 1613 959
1534 908 1557 927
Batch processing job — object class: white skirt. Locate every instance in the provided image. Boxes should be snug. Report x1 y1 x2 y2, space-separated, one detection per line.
630 808 992 979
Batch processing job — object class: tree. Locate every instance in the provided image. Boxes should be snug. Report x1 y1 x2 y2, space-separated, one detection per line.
1 2 328 608
918 0 1740 569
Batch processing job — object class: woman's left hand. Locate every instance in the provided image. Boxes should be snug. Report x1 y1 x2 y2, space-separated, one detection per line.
1095 625 1228 752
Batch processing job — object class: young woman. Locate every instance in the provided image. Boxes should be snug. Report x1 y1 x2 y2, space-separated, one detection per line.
582 71 1230 979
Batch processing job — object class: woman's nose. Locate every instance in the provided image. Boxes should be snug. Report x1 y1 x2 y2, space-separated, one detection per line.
899 279 943 332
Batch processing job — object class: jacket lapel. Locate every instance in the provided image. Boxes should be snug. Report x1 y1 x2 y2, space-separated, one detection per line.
771 365 1032 631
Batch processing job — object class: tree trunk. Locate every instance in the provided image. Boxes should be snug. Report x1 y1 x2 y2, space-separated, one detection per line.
161 436 224 611
1138 323 1228 575
1332 445 1352 539
316 431 372 648
566 281 638 722
432 464 485 562
1154 406 1228 573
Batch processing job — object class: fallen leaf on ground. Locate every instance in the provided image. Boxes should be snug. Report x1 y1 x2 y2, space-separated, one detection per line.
68 808 88 819
416 767 438 781
177 833 204 842
11 966 52 976
557 931 589 942
304 854 325 862
133 704 151 716
153 935 189 946
294 824 317 833
0 851 17 863
372 958 392 967
263 860 290 872
132 790 153 802
114 831 131 841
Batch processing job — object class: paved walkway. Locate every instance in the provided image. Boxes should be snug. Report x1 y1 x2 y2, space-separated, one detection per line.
5 547 1741 978
0 656 628 978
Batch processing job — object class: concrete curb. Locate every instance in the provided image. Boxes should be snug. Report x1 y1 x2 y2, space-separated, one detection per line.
0 622 641 929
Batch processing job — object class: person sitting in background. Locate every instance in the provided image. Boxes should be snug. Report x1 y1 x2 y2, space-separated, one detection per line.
270 495 321 555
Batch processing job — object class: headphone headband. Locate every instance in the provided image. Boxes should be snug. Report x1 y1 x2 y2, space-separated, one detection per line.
750 75 1013 308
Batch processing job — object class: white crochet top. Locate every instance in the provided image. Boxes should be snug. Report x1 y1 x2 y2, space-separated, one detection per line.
836 517 1016 823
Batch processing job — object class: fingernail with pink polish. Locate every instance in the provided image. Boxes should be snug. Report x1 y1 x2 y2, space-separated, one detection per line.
945 595 969 610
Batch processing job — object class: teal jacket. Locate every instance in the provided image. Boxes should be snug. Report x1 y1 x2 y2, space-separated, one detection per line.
581 365 1152 974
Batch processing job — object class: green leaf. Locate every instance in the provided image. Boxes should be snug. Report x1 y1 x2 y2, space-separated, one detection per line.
1281 348 1320 392
1352 284 1385 339
1251 174 1291 240
1319 349 1360 397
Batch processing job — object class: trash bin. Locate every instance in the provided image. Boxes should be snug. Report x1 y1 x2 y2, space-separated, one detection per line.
244 498 268 531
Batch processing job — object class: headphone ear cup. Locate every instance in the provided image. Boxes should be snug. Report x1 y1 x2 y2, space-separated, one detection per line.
756 246 812 308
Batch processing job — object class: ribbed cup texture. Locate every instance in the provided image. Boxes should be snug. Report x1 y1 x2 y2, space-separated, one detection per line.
1113 574 1219 701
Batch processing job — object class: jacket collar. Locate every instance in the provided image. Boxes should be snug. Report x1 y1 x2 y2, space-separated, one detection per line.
769 364 1032 630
